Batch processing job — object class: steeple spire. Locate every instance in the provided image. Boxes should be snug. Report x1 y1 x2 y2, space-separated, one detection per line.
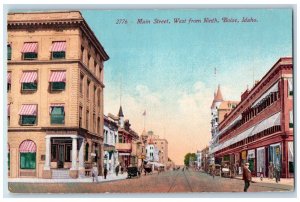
215 84 224 102
118 106 124 117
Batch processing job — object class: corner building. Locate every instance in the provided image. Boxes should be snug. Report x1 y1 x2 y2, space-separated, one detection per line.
7 11 109 179
210 57 293 178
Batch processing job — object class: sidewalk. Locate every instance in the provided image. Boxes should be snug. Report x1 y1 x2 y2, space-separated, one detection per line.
8 173 128 183
234 175 294 186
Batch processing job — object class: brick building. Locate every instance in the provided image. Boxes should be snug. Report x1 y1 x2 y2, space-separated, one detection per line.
209 57 293 178
7 11 109 179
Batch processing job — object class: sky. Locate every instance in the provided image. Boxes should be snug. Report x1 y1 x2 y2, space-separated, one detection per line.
81 9 292 165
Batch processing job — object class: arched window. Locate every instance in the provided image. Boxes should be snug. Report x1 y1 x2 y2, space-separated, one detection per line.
85 143 89 161
19 140 36 169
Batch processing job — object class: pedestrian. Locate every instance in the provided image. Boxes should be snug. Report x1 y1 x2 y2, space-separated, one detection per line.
268 162 274 179
121 166 124 174
115 164 120 176
104 166 108 179
275 163 281 183
212 163 216 179
92 163 99 183
242 163 252 192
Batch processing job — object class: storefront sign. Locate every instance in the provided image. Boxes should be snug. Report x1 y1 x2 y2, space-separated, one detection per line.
241 151 247 160
247 149 255 159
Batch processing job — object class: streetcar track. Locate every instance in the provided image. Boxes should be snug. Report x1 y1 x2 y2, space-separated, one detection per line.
183 169 193 192
167 170 180 192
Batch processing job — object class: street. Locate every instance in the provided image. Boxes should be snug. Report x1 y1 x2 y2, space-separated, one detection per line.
8 169 294 193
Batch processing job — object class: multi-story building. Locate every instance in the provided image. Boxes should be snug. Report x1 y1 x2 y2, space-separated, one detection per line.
103 115 118 174
112 106 140 168
7 11 109 179
209 57 293 178
209 85 238 164
153 138 168 166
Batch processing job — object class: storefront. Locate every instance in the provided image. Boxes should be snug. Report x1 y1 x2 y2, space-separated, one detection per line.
256 147 266 177
288 141 294 177
269 143 281 171
247 149 255 174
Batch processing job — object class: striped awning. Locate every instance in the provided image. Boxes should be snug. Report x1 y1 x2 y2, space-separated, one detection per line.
20 71 37 83
19 104 37 116
21 42 38 53
7 72 11 84
50 41 66 52
19 140 36 153
49 71 66 82
49 103 64 114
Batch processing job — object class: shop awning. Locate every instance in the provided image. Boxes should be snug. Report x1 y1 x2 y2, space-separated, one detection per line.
251 112 281 136
21 42 38 53
19 104 37 116
49 71 66 82
50 41 66 52
251 82 278 108
49 103 64 114
118 153 131 156
19 140 36 153
20 71 37 83
7 72 11 84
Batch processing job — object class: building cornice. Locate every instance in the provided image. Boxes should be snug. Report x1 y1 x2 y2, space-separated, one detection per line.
8 12 109 62
218 57 292 130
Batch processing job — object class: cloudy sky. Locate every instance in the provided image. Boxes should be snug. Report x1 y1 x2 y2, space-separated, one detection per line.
81 9 292 164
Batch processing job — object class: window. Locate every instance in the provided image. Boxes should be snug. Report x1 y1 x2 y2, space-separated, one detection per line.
7 44 11 60
20 153 36 169
289 111 293 128
79 106 83 127
80 74 84 94
87 80 90 99
51 145 57 161
85 143 89 161
94 86 97 105
51 41 66 59
81 46 84 61
22 83 37 91
21 116 37 125
98 90 101 107
65 145 72 162
50 106 65 124
21 42 38 60
19 140 36 169
7 72 11 92
51 82 65 91
20 71 38 91
86 110 89 129
49 71 66 91
87 54 91 68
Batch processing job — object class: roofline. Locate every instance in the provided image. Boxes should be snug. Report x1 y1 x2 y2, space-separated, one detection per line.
218 57 292 129
7 10 109 61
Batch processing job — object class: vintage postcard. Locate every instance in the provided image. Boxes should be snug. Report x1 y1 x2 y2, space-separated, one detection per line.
5 7 294 194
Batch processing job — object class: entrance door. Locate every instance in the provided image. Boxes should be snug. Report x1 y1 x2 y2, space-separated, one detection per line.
58 145 65 168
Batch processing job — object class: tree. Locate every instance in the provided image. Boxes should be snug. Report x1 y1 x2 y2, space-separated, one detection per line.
184 153 197 166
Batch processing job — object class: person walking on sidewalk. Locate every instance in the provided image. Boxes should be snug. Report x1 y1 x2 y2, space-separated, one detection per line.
115 164 120 176
92 163 99 183
268 162 274 179
212 163 216 179
104 166 108 180
243 163 252 192
275 162 281 183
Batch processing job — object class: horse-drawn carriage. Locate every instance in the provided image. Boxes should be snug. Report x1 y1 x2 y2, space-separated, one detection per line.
127 166 141 179
144 165 153 175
